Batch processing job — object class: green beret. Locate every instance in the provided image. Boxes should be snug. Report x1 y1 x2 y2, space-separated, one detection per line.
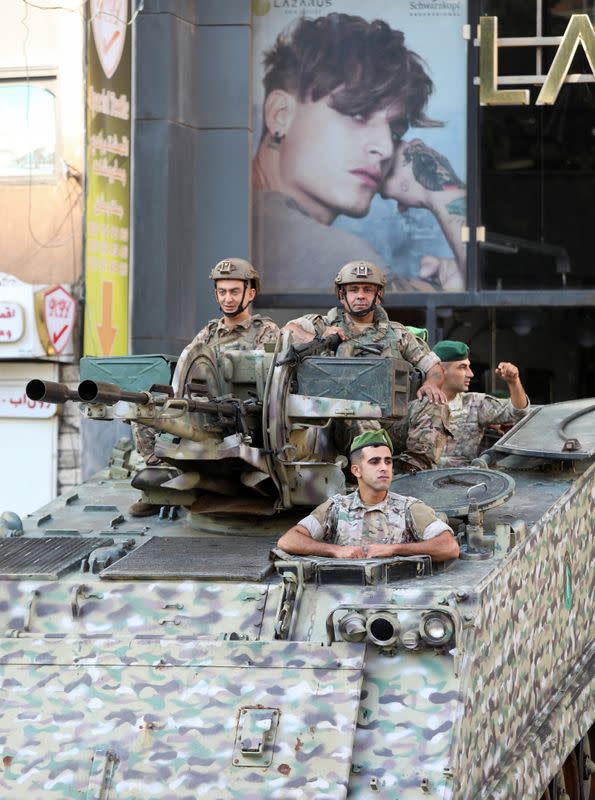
406 326 429 342
350 429 393 455
433 340 470 362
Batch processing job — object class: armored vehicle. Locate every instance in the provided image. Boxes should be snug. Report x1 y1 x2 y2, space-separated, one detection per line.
0 338 593 799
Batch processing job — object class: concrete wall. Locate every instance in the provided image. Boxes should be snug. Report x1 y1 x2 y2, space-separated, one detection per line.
132 0 252 355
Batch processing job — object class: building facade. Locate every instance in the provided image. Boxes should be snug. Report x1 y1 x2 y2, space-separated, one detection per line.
0 1 84 515
131 0 594 404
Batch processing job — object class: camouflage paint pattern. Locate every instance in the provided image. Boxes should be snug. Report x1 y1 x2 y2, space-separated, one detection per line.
453 462 595 799
0 460 593 798
288 582 467 799
0 580 269 638
0 639 363 799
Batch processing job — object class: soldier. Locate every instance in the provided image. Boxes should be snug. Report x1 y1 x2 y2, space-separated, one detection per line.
130 258 279 516
431 339 530 468
276 430 459 562
283 260 451 471
185 258 280 352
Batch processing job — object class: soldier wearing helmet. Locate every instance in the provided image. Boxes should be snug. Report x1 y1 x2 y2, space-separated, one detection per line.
284 260 443 394
192 258 279 352
283 260 450 471
130 258 279 516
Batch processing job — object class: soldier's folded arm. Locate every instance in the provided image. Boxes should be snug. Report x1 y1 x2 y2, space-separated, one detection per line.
366 531 459 562
278 500 364 559
366 501 459 562
277 525 365 559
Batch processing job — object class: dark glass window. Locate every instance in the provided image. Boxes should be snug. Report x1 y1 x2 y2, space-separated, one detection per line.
479 0 595 290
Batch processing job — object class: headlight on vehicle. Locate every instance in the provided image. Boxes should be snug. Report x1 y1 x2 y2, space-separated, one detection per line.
419 611 455 646
338 612 367 642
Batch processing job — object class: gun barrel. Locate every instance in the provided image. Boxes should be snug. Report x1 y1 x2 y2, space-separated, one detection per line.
77 380 152 405
26 379 80 405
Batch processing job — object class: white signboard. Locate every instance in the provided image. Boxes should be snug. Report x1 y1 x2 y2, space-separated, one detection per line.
0 384 56 418
0 362 58 517
43 285 76 354
0 302 24 343
0 275 75 360
90 0 128 79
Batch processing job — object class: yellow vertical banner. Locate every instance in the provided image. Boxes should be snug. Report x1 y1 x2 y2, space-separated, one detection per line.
84 0 131 356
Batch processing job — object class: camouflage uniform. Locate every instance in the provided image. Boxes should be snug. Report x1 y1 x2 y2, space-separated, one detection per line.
185 313 279 353
288 306 438 370
287 306 450 470
438 391 530 467
298 490 453 547
132 315 279 459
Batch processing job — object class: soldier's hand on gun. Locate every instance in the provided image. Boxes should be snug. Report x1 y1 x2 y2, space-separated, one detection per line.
322 326 347 341
332 544 367 559
495 362 520 384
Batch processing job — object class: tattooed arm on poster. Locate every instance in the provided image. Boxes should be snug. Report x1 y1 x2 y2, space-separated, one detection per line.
382 140 467 290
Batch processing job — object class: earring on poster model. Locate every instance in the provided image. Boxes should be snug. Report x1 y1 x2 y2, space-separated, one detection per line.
272 131 285 145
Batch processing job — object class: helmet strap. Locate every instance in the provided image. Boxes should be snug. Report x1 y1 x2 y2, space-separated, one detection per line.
217 281 249 318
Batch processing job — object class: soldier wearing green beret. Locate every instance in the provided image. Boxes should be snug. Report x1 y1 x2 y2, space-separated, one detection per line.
430 339 530 467
277 430 459 561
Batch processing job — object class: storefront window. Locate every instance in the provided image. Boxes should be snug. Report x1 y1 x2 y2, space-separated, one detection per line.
0 80 58 181
479 0 595 289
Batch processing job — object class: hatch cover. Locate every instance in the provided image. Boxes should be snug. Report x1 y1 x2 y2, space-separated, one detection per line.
0 638 364 800
0 536 114 579
100 535 276 580
492 399 595 459
391 467 515 516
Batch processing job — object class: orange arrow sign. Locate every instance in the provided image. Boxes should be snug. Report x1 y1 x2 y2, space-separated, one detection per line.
97 280 117 355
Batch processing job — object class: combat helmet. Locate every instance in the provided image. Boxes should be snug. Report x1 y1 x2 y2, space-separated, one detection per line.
209 258 261 293
334 261 387 296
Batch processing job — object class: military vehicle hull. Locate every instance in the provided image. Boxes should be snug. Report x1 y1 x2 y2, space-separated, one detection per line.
3 349 594 798
0 451 592 798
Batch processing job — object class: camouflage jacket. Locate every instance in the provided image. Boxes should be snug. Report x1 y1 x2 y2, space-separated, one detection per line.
188 314 279 352
438 391 530 467
287 306 439 376
298 490 451 547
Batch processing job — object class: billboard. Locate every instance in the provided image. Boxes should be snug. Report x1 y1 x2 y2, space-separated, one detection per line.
252 0 468 293
84 0 132 355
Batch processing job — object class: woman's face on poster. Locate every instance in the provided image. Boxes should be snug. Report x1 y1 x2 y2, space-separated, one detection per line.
274 94 409 223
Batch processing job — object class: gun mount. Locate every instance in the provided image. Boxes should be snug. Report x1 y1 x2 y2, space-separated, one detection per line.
26 335 416 521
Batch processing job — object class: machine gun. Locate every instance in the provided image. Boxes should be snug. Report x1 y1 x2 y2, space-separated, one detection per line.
276 333 342 366
26 336 416 518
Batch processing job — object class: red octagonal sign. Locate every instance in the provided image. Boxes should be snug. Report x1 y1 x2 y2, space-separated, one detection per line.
44 285 76 355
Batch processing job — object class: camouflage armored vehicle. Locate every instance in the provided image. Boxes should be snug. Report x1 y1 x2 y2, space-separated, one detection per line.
0 338 593 799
